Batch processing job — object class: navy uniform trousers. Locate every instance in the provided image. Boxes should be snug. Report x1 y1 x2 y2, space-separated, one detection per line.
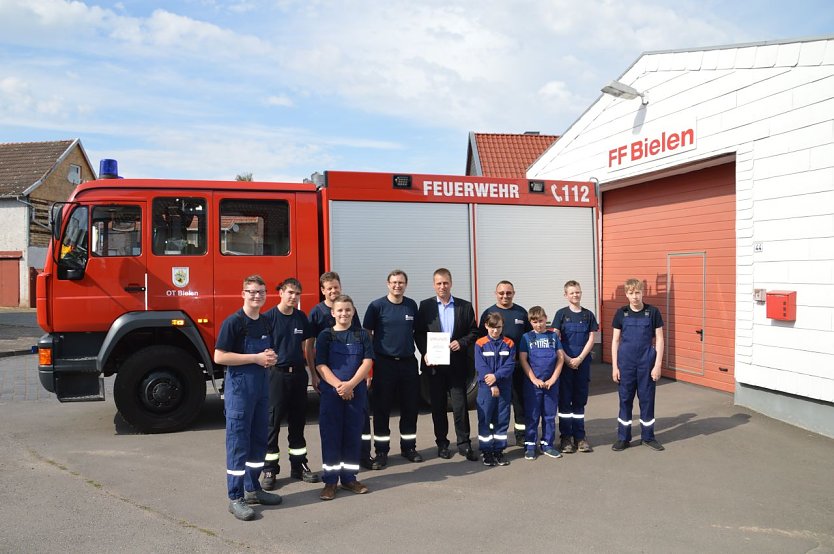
372 355 419 454
320 340 366 485
225 333 270 500
524 345 559 450
558 319 592 440
265 364 310 472
617 315 657 442
477 378 512 453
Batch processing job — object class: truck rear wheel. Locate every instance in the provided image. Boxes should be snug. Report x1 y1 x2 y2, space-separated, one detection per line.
114 345 206 433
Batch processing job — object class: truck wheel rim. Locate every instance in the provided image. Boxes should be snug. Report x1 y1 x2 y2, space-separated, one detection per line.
140 371 183 413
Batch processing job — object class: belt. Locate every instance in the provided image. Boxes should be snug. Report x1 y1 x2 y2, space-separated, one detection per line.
271 364 304 373
377 353 412 361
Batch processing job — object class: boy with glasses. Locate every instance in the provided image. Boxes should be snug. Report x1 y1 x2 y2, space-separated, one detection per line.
214 275 283 521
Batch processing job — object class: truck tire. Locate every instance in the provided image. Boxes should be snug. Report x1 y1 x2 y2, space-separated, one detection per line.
114 345 206 433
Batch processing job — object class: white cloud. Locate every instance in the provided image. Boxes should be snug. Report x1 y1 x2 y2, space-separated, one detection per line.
0 0 819 180
265 95 294 107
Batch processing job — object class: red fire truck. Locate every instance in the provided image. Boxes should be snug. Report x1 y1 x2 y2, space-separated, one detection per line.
37 168 597 433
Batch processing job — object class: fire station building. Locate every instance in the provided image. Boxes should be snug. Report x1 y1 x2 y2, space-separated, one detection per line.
529 36 834 438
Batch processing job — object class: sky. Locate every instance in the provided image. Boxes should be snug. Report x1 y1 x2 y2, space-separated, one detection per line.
1 0 832 181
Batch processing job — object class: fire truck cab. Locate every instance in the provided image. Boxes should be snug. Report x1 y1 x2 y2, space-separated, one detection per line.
38 169 597 433
38 177 321 433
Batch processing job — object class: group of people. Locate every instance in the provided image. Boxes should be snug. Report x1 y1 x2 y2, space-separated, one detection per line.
214 270 664 521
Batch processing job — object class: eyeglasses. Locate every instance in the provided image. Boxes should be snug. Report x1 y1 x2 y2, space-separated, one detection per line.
243 290 266 297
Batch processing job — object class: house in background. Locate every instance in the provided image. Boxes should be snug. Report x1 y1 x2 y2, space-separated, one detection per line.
465 131 559 177
0 139 95 307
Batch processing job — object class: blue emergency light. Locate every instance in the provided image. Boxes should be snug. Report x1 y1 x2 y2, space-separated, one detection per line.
99 158 121 179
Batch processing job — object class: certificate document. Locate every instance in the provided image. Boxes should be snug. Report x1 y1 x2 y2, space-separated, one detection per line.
426 332 451 365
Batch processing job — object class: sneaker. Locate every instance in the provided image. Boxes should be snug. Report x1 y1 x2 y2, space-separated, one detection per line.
611 440 629 451
360 456 375 470
291 462 321 483
494 451 511 466
228 498 255 521
244 489 283 505
577 438 593 453
340 480 369 494
482 452 496 466
542 446 562 459
401 449 424 463
320 483 337 501
560 436 576 454
371 453 388 470
261 470 277 491
643 439 665 451
524 448 537 460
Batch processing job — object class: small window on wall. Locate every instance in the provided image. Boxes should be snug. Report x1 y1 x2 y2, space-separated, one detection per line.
68 164 82 185
91 205 142 257
220 199 289 256
152 197 207 256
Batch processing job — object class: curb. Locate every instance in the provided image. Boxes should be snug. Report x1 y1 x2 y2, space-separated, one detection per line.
0 348 37 359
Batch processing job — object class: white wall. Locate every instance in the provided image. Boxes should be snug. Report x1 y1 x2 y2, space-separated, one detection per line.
529 38 834 404
0 202 27 250
0 202 30 306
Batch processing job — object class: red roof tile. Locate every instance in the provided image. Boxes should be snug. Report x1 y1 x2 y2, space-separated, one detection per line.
468 133 559 178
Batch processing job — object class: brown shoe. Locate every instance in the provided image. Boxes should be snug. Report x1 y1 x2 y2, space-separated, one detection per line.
319 483 337 501
560 436 576 454
340 480 369 494
577 438 593 453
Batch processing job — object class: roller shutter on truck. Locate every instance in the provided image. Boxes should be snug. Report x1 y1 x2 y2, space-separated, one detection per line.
474 204 597 322
323 172 598 323
329 201 473 318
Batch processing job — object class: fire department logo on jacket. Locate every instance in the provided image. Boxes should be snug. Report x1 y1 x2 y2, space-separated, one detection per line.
172 267 189 288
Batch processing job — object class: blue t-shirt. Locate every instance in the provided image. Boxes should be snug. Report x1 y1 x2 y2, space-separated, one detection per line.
362 296 418 357
519 329 562 379
611 303 663 331
308 301 361 337
478 304 532 345
553 306 599 357
314 327 374 367
262 306 312 366
216 309 271 355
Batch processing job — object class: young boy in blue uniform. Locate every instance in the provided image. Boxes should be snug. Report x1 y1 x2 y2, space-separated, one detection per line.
304 272 373 469
611 278 665 452
519 306 564 460
553 280 599 454
214 275 283 521
474 312 515 467
315 295 374 500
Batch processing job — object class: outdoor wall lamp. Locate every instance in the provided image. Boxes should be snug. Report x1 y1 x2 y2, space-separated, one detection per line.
601 80 649 105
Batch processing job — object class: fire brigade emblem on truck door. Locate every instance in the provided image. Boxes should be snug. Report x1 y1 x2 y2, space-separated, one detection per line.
172 267 190 288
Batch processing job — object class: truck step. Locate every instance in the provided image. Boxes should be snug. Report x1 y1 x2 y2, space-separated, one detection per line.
55 374 105 402
54 356 100 373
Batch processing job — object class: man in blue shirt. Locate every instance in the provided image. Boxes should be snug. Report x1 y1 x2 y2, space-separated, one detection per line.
363 270 422 467
415 268 478 461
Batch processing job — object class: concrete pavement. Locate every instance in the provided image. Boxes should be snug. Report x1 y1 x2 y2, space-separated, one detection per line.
2 309 834 552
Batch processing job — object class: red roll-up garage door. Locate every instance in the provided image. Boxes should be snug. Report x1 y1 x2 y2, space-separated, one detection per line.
601 163 735 393
0 252 22 307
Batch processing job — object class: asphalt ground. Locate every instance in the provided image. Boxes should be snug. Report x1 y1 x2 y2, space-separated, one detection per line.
1 309 833 553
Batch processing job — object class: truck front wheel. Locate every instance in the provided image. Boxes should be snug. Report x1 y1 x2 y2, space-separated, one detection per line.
114 345 206 433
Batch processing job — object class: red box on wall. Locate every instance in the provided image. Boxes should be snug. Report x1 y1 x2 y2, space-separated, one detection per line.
766 290 796 321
